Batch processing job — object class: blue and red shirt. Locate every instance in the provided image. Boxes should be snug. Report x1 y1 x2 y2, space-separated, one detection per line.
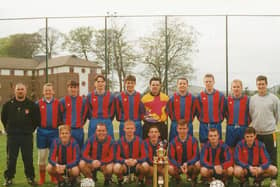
225 95 251 126
200 140 233 169
37 97 60 129
115 136 147 164
234 139 271 170
168 135 199 167
144 139 160 165
196 89 225 123
49 137 80 168
87 91 115 120
167 92 196 123
115 91 145 122
60 96 88 128
81 135 114 165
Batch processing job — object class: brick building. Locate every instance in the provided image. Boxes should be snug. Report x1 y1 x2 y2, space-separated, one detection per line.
0 55 102 105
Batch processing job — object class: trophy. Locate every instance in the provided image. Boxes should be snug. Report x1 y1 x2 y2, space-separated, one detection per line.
153 140 169 187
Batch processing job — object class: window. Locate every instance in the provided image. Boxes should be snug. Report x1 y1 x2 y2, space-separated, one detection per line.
10 70 14 75
69 67 74 73
24 70 28 76
51 68 54 74
81 68 85 73
82 81 86 87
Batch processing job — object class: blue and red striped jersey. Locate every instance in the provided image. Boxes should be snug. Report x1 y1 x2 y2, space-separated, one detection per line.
168 135 199 167
167 92 196 122
49 137 80 168
37 97 60 129
234 139 271 170
196 89 225 123
115 136 147 164
200 140 233 169
225 95 251 126
60 96 88 128
81 135 114 164
87 91 115 120
115 91 145 121
144 139 160 164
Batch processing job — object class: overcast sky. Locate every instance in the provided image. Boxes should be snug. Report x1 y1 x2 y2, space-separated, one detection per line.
1 0 280 93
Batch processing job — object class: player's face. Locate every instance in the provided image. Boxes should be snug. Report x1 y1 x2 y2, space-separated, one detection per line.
256 80 267 96
204 77 215 92
177 125 188 138
125 80 136 93
177 79 188 94
244 133 256 147
67 85 79 97
96 125 107 141
15 84 27 100
59 129 71 144
124 123 136 137
148 127 160 142
95 77 106 92
43 86 54 100
150 80 161 95
231 82 242 98
208 131 219 145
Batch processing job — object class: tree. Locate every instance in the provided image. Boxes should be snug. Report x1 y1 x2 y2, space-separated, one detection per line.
0 33 41 58
93 25 137 91
140 20 198 92
63 26 94 61
37 27 63 58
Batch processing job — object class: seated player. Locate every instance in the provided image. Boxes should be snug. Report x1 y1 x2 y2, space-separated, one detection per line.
234 127 278 187
47 125 80 187
200 128 233 185
113 120 149 186
168 119 200 187
144 125 165 184
79 123 114 186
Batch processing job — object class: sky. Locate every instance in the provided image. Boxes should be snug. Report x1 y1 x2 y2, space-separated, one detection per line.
1 0 280 92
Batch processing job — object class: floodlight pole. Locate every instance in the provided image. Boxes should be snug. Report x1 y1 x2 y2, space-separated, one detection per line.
45 17 49 83
105 15 108 90
225 15 229 96
165 16 168 95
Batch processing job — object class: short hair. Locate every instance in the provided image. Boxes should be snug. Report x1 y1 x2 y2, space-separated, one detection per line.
177 77 188 84
148 125 160 132
231 79 243 88
244 127 256 135
124 120 135 127
204 73 215 81
43 82 54 88
58 125 71 133
125 75 136 82
256 75 267 84
96 123 107 130
15 82 26 89
208 128 218 134
149 77 161 85
67 80 79 87
94 74 106 82
177 119 188 128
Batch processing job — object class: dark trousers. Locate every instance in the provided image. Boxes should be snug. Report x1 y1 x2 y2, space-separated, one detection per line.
143 121 168 141
4 134 35 180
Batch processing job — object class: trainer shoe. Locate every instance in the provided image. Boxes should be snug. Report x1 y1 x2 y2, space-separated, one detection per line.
3 179 13 186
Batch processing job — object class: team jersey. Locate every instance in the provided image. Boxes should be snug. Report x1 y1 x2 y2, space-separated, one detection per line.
168 135 199 167
234 139 271 170
49 137 80 168
115 136 147 164
225 95 251 126
144 139 160 164
81 135 114 164
167 92 196 122
115 91 145 121
196 89 225 123
200 140 233 169
87 91 115 120
37 97 60 129
60 96 88 128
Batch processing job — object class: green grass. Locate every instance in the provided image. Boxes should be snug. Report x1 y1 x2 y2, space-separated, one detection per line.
0 120 279 186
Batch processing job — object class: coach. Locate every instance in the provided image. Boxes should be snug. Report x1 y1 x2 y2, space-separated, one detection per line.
1 83 40 186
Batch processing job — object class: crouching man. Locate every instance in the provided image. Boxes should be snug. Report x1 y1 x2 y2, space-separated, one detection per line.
47 125 80 187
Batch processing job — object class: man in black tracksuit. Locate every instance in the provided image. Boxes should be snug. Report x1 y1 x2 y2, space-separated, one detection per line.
1 83 40 186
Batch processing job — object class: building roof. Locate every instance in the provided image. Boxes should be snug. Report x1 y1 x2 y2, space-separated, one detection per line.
0 55 101 70
0 57 39 70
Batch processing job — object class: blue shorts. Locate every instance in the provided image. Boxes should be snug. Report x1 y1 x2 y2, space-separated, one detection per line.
36 127 58 149
71 128 84 149
88 118 114 140
119 121 142 138
169 121 193 142
199 122 222 143
225 125 247 147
